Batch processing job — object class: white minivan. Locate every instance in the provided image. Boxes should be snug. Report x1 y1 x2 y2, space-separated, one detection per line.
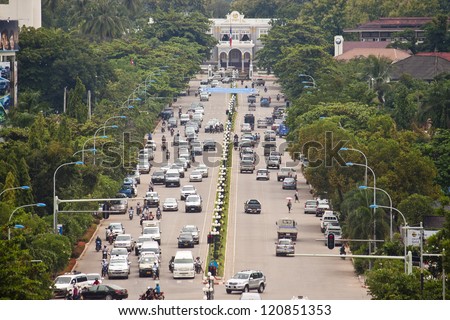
173 250 195 279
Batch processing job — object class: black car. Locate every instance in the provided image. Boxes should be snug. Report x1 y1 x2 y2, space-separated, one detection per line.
151 171 165 184
244 199 262 214
203 140 217 151
160 107 174 120
81 284 128 300
178 232 195 248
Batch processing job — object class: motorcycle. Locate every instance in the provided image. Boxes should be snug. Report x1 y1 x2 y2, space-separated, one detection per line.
169 256 174 273
156 209 162 220
340 246 346 260
161 127 165 133
170 128 174 136
234 141 238 150
128 209 134 220
95 240 101 252
264 87 268 92
101 264 108 277
194 262 202 274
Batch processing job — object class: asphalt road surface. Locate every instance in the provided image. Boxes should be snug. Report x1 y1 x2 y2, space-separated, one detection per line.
74 75 370 300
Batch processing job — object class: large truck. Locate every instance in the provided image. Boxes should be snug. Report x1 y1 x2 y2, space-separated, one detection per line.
276 218 298 241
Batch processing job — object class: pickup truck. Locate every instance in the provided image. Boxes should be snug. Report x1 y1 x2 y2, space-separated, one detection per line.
253 78 265 86
240 160 255 173
277 167 297 181
276 218 298 241
247 95 256 103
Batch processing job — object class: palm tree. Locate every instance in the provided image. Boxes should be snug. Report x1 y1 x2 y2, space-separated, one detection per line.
365 55 392 106
79 0 126 41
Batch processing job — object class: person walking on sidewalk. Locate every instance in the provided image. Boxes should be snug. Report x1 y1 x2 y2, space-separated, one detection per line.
294 190 299 203
287 199 292 213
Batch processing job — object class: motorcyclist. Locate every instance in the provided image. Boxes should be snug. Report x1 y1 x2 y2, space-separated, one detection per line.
102 245 109 259
264 86 268 92
156 206 162 220
165 149 170 160
95 236 102 251
93 278 100 286
152 262 159 279
136 202 141 216
194 257 202 273
155 283 161 294
170 127 174 136
162 135 166 143
101 259 109 277
128 207 134 220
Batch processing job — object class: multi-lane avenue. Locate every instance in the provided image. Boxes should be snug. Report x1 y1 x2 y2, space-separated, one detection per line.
74 75 370 300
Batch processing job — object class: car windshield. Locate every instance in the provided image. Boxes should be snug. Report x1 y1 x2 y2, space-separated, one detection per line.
183 226 197 232
279 239 291 245
111 249 127 255
55 276 72 284
153 172 164 176
248 200 260 205
137 237 152 244
165 198 176 203
234 273 250 280
141 256 157 263
187 195 200 201
110 224 122 230
179 233 193 240
191 170 202 175
115 235 130 241
183 186 195 191
144 228 159 234
109 259 127 266
87 274 100 281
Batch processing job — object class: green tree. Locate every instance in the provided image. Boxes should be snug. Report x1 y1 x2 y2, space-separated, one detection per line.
2 171 19 206
397 194 436 226
421 14 450 52
28 113 50 150
419 75 450 129
18 27 114 113
78 0 127 41
143 9 216 59
256 19 328 72
365 55 392 106
67 78 88 123
0 241 53 299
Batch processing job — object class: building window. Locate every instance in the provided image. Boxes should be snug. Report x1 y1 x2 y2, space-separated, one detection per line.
221 34 229 41
258 29 268 38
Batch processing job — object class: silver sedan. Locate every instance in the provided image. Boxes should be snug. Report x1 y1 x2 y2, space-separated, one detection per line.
189 170 203 182
162 198 179 211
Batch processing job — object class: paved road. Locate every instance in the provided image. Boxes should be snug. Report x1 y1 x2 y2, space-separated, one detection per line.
74 76 370 300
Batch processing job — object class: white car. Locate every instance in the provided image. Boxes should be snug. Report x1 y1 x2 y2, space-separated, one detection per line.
256 168 270 181
138 253 160 277
185 194 203 212
189 170 203 182
107 258 130 279
113 234 134 252
86 273 103 286
163 198 179 211
196 164 209 177
145 140 157 151
142 226 161 245
241 123 252 132
180 185 197 200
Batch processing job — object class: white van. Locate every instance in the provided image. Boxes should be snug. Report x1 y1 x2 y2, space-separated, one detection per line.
141 220 160 232
140 241 160 258
173 250 195 279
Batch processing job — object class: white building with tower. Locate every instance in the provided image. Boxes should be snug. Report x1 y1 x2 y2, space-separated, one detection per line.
209 11 271 73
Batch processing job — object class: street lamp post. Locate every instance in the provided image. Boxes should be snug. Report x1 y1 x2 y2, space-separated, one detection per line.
53 161 83 233
82 136 107 163
72 148 96 163
340 147 368 186
346 162 377 250
0 185 30 198
211 228 220 260
103 116 126 136
359 185 393 241
8 203 46 240
202 272 215 300
93 125 118 165
299 74 316 88
370 204 408 273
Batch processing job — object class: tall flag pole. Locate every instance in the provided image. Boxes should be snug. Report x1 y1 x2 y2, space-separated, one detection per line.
229 25 232 47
